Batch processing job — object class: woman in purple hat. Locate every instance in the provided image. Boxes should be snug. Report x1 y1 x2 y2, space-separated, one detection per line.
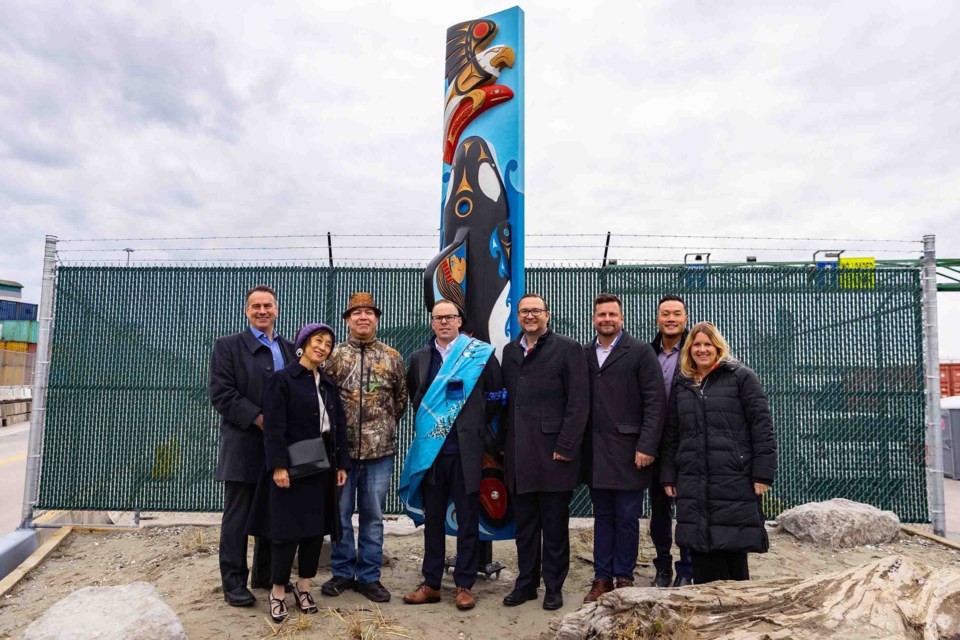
247 323 350 623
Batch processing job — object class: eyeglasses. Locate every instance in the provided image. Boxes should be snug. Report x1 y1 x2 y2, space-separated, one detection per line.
518 308 547 317
431 314 460 323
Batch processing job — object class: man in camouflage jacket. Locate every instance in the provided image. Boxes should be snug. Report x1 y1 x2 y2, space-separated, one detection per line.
321 292 408 603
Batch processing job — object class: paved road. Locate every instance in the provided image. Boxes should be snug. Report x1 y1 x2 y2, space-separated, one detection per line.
0 421 29 534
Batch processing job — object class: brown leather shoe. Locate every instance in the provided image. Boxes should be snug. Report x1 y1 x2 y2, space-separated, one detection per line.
403 583 441 604
455 587 475 610
583 579 614 603
614 577 634 589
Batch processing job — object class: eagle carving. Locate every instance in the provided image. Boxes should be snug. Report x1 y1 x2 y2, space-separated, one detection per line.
443 19 515 163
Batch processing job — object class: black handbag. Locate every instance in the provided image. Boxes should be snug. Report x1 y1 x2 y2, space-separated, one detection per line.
286 374 333 480
287 437 330 479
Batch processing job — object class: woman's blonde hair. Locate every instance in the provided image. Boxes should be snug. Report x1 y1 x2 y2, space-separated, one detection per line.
680 322 735 379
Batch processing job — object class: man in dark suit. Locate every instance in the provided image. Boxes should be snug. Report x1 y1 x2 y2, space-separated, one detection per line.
209 285 295 607
500 293 589 611
402 300 503 611
581 293 664 603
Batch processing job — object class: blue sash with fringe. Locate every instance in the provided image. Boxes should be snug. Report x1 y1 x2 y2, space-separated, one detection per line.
398 334 493 525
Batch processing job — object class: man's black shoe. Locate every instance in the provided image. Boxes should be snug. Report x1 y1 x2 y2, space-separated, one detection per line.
542 592 563 610
652 568 673 588
355 580 391 603
321 575 355 597
502 588 538 606
223 585 256 607
672 575 693 587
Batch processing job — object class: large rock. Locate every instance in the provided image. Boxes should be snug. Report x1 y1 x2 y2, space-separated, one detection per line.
22 582 186 640
556 556 960 640
776 498 900 547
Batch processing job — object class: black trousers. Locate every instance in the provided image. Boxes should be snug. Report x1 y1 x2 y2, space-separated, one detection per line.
422 454 480 589
512 490 573 595
272 536 324 586
691 550 750 584
220 481 271 589
649 466 693 578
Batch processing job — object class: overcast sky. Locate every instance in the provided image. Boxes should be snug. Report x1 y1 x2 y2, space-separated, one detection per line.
1 1 958 354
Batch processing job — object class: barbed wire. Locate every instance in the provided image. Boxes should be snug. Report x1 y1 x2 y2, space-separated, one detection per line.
56 245 920 255
57 232 922 244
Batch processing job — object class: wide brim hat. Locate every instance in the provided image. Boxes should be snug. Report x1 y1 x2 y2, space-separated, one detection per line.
294 322 337 352
342 291 382 319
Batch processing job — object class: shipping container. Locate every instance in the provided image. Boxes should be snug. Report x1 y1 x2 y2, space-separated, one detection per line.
0 320 38 343
0 349 34 386
0 340 31 353
0 300 38 321
943 362 960 398
0 301 15 321
17 303 37 321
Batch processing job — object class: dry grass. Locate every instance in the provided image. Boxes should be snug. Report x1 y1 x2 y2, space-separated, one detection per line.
612 605 697 640
320 605 415 640
178 527 210 554
260 612 314 639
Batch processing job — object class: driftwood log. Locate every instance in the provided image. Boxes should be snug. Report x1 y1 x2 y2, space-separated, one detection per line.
556 555 960 639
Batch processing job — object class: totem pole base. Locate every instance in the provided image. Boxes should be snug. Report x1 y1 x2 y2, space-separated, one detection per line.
445 540 504 580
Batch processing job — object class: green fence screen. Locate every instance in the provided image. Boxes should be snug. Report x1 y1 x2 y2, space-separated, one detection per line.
38 265 928 522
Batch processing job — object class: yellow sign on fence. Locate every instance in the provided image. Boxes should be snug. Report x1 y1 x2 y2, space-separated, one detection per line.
839 257 876 289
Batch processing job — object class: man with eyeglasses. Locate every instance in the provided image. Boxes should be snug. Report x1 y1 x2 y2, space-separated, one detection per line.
399 300 503 610
500 293 589 611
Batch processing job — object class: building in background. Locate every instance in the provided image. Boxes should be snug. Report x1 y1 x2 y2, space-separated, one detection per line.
0 279 36 426
943 362 960 399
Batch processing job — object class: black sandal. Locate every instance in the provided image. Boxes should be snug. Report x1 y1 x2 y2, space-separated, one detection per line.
269 594 288 623
292 584 319 614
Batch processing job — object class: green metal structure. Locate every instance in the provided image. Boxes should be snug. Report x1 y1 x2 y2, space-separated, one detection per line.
37 264 928 522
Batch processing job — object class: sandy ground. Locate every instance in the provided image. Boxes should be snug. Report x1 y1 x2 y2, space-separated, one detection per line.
2 517 959 640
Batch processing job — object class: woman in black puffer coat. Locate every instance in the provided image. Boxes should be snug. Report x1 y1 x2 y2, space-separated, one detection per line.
660 322 777 584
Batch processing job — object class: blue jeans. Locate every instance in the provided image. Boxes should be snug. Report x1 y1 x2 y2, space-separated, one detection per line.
331 456 394 585
590 487 642 581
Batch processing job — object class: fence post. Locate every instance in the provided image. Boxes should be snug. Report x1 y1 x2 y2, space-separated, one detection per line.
922 234 946 537
19 234 58 529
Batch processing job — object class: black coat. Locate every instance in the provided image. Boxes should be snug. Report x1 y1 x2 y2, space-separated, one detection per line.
660 361 777 554
209 330 295 483
247 363 351 543
501 330 590 494
407 341 503 495
582 332 665 490
651 330 688 394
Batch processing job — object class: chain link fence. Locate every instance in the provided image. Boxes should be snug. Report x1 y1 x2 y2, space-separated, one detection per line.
37 264 928 522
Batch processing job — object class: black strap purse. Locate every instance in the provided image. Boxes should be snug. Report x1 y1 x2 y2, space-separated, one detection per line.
287 437 330 479
286 377 332 480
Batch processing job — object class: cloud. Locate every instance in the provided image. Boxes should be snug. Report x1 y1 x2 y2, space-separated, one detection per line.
0 0 957 353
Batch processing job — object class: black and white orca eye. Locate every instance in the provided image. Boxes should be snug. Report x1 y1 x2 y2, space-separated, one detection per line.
477 162 501 202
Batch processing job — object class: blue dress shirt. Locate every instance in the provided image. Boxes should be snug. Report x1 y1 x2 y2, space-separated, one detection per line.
249 326 285 372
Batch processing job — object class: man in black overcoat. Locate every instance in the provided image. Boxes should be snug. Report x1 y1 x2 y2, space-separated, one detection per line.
581 293 664 603
402 300 503 611
500 293 589 611
649 294 693 587
209 285 295 606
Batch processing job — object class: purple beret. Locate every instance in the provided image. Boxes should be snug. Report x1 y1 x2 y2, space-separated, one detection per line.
294 322 337 352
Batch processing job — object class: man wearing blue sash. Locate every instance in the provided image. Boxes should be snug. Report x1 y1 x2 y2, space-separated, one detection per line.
399 300 503 611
